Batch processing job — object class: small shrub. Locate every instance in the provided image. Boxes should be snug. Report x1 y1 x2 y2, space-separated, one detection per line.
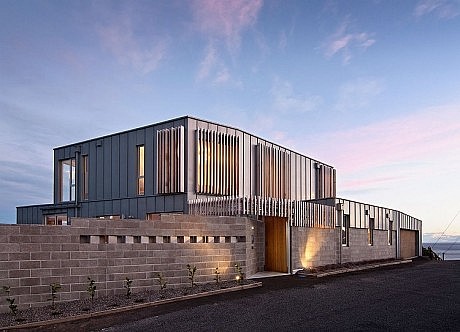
214 267 220 284
2 286 18 316
186 264 197 287
49 283 61 311
87 277 96 302
154 272 167 290
124 277 133 298
234 263 244 284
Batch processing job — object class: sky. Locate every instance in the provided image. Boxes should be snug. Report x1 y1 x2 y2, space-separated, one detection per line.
1 0 460 242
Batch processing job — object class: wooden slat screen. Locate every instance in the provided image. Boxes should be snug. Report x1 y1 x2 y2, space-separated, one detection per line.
195 128 239 196
156 126 184 194
257 144 291 199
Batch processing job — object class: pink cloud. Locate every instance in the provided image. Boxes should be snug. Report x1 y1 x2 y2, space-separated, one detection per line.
414 0 460 19
326 105 460 177
97 16 168 75
191 0 263 51
322 20 375 64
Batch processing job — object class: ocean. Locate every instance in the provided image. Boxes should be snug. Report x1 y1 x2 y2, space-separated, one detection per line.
424 242 460 260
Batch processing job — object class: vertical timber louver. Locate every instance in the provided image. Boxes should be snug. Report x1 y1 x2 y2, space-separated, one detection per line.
156 126 185 194
257 144 291 199
195 128 239 196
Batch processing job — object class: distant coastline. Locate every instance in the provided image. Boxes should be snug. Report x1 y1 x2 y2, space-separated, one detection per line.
423 242 460 260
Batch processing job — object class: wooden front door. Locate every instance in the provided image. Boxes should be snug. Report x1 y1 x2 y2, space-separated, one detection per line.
265 217 288 272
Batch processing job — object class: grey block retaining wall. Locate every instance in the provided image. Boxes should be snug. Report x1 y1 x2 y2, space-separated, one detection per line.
291 227 397 269
0 215 259 313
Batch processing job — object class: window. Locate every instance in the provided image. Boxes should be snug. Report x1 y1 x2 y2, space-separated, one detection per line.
342 214 350 246
388 221 393 245
137 145 145 195
59 159 76 202
82 155 89 200
368 218 374 246
45 215 68 225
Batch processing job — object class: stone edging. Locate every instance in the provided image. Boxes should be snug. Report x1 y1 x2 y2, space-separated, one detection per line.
313 259 413 278
3 282 262 330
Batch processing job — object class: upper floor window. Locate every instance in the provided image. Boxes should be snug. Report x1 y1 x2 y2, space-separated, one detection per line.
82 155 89 200
137 145 145 195
59 158 76 202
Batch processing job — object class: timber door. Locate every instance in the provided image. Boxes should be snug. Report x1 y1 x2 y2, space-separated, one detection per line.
265 217 288 272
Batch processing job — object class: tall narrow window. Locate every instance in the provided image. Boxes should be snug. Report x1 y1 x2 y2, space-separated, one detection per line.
342 214 350 246
388 220 393 245
60 158 76 202
82 155 89 200
137 145 145 195
368 217 374 246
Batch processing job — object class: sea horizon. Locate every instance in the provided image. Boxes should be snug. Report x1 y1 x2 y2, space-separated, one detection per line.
423 242 460 260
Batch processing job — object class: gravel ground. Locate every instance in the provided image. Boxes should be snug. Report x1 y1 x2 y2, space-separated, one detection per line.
98 260 460 332
0 280 254 329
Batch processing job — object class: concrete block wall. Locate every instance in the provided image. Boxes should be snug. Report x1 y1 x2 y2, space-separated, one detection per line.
0 214 256 313
291 227 397 270
291 227 339 269
341 229 396 263
245 218 265 277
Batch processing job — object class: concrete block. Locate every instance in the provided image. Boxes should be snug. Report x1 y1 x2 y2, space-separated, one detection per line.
9 269 31 278
20 277 40 287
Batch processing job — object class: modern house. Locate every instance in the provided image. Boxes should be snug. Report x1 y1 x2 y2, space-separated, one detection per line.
17 115 337 224
16 115 422 270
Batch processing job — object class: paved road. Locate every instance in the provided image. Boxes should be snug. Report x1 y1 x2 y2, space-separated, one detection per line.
41 260 460 331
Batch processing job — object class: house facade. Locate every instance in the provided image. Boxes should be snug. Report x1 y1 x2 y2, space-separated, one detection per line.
17 115 422 272
17 116 336 224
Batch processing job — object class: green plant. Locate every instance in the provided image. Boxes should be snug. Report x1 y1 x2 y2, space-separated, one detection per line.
234 263 244 284
49 283 61 310
213 267 220 284
186 264 197 287
2 286 18 316
154 272 167 290
124 277 133 298
87 277 96 302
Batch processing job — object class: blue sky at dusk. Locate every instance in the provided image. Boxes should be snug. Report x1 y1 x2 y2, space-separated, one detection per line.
1 0 460 240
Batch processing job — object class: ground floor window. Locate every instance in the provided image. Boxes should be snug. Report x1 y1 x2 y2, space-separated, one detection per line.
45 215 68 225
97 215 121 220
388 221 393 245
342 214 350 246
368 218 374 246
